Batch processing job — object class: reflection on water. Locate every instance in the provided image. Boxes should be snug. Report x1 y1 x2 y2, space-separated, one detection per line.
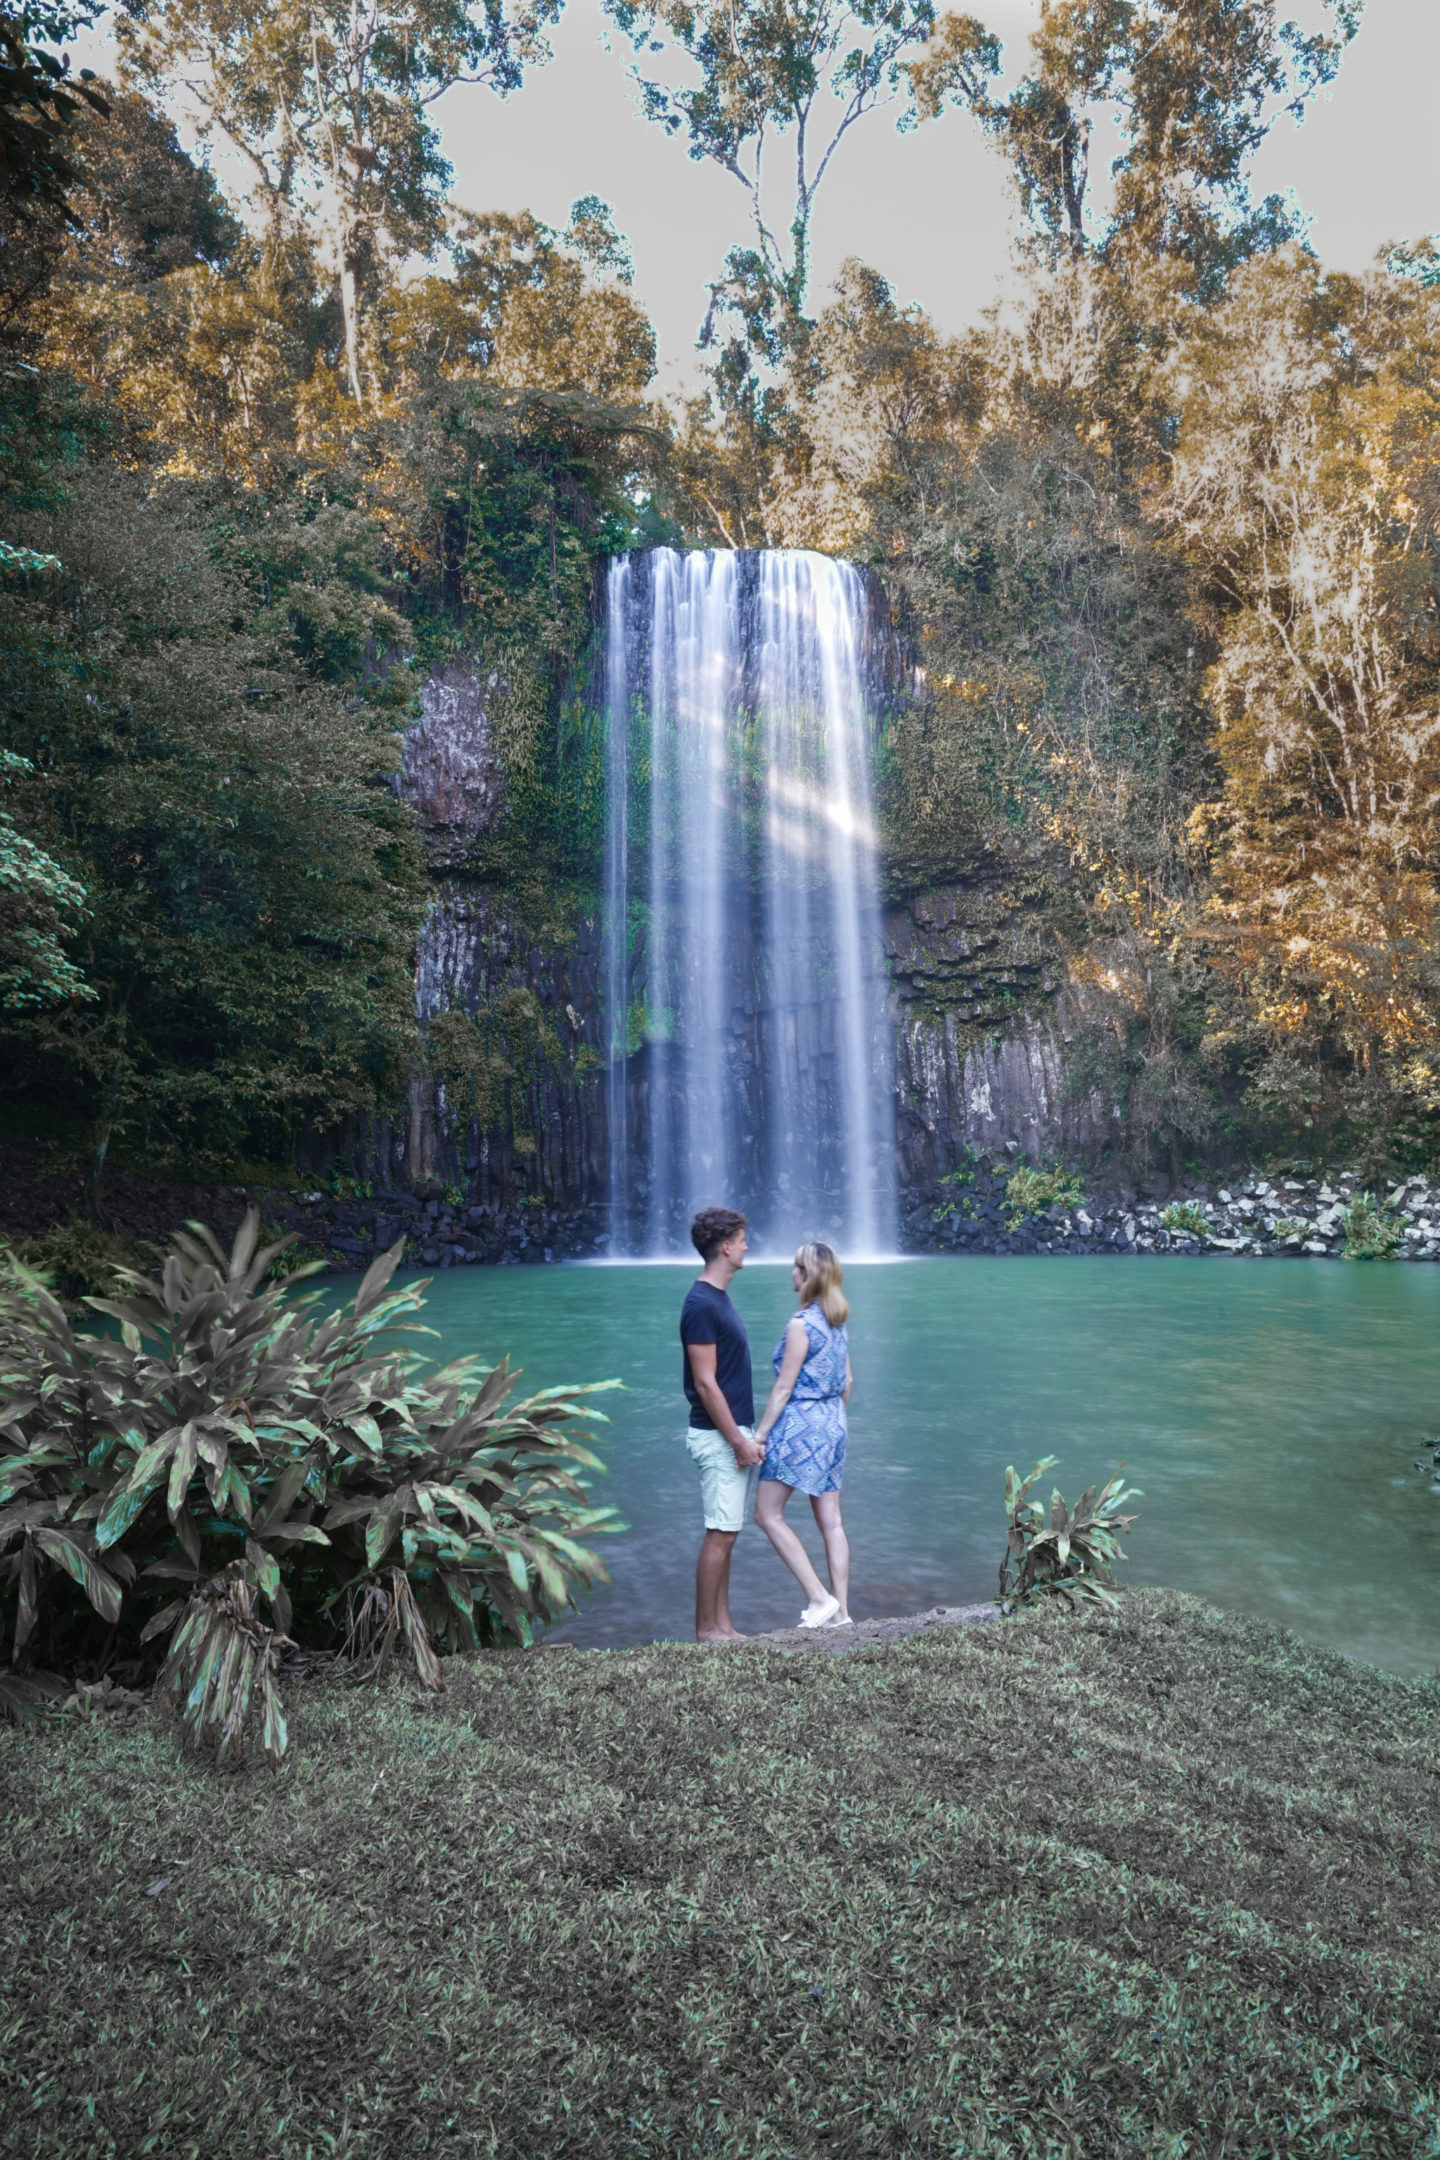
331 1256 1440 1673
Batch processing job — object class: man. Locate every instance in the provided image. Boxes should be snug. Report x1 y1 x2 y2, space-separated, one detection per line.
680 1206 761 1642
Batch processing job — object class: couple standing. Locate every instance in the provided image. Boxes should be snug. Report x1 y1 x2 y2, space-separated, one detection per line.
680 1205 852 1640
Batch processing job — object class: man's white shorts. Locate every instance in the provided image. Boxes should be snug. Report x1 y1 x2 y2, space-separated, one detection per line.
686 1425 757 1534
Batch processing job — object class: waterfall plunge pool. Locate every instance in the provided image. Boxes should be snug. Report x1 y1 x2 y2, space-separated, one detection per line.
340 1254 1440 1674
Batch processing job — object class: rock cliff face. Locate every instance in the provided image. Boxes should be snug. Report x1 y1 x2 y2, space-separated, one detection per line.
883 872 1121 1205
396 663 507 866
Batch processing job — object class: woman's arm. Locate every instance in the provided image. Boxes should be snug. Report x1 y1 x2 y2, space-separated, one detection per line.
753 1318 809 1449
843 1355 853 1404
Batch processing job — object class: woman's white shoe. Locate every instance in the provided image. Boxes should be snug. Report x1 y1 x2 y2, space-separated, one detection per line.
798 1594 841 1629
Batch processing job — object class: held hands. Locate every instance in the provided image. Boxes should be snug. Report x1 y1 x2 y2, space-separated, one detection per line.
734 1430 765 1469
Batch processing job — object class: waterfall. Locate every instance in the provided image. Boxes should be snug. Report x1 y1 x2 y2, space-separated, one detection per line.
603 546 895 1258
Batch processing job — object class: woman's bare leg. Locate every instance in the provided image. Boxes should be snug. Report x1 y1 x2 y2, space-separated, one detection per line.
755 1479 829 1608
811 1492 850 1617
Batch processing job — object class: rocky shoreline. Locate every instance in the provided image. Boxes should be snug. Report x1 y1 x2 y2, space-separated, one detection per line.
262 1166 1440 1271
7 1135 1438 1275
904 1158 1439 1262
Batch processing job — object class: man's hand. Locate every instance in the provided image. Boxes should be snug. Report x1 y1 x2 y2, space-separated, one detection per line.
687 1343 758 1463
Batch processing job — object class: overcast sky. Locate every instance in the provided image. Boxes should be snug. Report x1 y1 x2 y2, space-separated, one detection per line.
81 0 1439 396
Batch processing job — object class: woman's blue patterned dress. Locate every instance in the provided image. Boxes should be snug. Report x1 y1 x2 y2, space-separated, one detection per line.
761 1302 848 1494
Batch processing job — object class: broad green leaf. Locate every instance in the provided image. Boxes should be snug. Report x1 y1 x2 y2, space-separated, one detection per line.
365 1502 400 1571
245 1538 281 1602
33 1528 123 1623
95 1479 156 1550
139 1597 186 1644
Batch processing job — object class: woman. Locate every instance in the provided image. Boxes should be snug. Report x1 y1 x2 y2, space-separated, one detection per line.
753 1240 853 1628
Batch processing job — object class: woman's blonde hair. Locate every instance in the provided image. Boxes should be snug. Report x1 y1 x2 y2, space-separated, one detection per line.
794 1240 849 1326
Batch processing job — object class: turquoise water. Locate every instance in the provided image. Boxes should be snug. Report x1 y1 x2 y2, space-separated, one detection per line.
341 1256 1440 1673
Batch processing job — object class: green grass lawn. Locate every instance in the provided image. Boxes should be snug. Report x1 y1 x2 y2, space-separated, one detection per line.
3 1590 1439 2158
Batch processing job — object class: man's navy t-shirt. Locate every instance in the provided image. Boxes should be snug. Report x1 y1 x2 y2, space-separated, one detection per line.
679 1279 754 1430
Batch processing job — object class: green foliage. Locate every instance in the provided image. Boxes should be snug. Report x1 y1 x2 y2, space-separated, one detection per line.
1340 1193 1404 1262
423 983 564 1138
1002 1162 1084 1225
0 748 92 1009
1159 1199 1209 1236
0 1208 621 1766
998 1455 1140 1610
1271 1214 1308 1242
932 1159 980 1224
0 471 427 1184
3 1214 150 1305
326 1157 373 1202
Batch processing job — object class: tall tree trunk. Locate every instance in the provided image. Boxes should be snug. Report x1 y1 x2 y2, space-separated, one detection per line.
339 250 363 405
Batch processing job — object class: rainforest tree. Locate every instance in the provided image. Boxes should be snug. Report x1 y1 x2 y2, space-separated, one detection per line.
119 0 563 405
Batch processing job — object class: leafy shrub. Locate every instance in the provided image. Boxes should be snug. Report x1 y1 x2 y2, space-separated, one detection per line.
933 1156 981 1224
1002 1164 1085 1225
1158 1199 1209 1236
1341 1194 1404 1260
5 1216 152 1306
0 1208 619 1765
998 1456 1141 1611
327 1157 374 1201
1271 1215 1309 1241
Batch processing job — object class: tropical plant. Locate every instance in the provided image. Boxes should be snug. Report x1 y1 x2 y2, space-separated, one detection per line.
998 1456 1140 1612
0 1207 620 1765
1158 1200 1209 1236
1002 1164 1085 1225
0 748 92 1010
1340 1194 1405 1262
4 1214 151 1305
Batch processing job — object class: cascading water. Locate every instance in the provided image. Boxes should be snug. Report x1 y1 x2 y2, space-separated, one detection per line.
603 546 895 1257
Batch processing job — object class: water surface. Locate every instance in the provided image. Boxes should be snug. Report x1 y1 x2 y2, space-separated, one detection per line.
349 1256 1440 1673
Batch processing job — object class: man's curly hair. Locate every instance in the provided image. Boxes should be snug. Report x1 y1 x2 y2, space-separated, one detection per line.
690 1207 747 1262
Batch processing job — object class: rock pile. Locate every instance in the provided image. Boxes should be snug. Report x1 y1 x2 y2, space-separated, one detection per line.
246 1188 610 1272
905 1164 1440 1261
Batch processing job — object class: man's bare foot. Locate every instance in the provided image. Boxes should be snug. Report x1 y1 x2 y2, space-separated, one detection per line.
696 1627 746 1643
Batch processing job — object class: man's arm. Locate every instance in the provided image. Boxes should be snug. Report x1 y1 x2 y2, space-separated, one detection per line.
686 1343 762 1466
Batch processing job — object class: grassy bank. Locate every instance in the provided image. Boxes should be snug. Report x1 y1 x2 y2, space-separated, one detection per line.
3 1591 1439 2158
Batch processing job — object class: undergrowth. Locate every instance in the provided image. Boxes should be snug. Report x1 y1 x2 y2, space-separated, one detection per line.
1342 1193 1406 1261
3 1589 1438 2158
1002 1163 1085 1225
